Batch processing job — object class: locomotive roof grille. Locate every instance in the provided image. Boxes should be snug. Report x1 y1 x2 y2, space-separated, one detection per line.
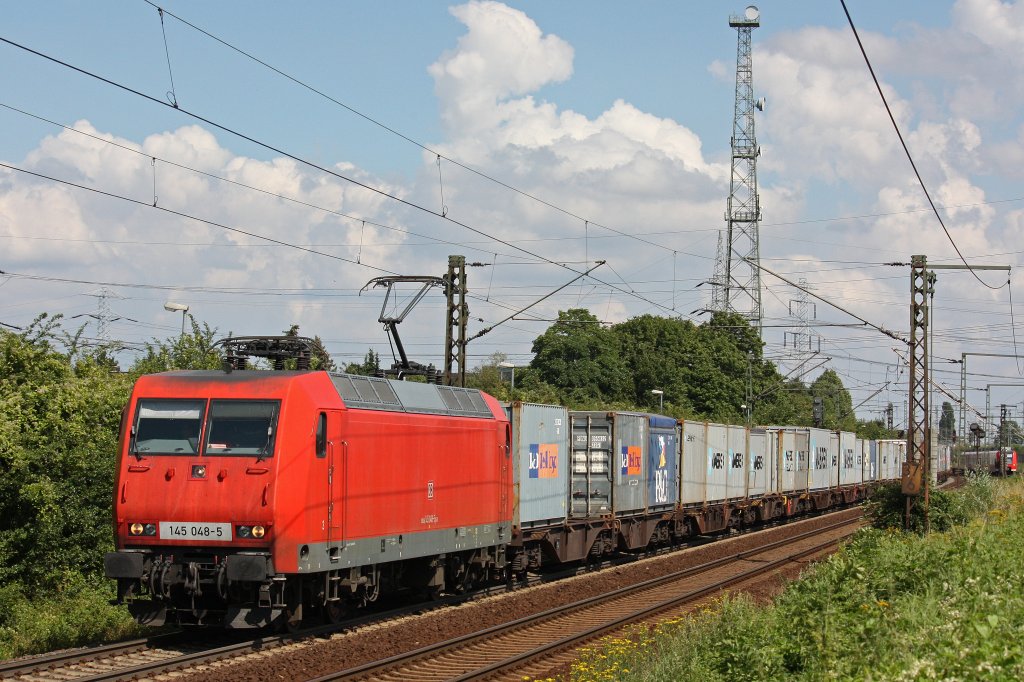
329 373 493 418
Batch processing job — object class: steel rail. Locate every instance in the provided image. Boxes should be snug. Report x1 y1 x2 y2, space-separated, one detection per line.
310 515 861 681
0 633 181 680
3 511 859 682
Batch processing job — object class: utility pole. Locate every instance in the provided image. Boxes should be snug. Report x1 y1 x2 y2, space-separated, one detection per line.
959 351 1024 442
443 255 468 387
904 256 932 529
905 256 1010 530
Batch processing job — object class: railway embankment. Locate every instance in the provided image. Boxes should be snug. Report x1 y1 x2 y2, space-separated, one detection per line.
566 473 1022 681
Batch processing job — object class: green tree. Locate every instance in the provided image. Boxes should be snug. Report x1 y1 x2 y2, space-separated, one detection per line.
611 314 697 416
998 419 1021 448
344 348 381 376
856 418 899 440
530 309 630 405
0 317 132 592
809 369 856 431
130 317 223 374
756 378 814 428
465 352 509 398
283 324 336 371
939 401 955 442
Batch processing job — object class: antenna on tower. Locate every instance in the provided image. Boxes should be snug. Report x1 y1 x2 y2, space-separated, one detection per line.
719 5 764 336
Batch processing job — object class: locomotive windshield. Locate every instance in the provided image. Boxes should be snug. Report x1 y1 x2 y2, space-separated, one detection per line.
204 400 279 458
132 399 205 455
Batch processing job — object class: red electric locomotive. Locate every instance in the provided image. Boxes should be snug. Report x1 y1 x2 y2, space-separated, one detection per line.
104 338 511 628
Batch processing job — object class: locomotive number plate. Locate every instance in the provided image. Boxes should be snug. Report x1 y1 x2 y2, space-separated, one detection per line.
159 522 232 541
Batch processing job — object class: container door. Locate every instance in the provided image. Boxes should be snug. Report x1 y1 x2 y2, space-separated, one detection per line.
647 418 677 511
747 430 767 497
795 430 810 492
570 414 612 517
514 403 569 528
614 414 645 515
706 423 729 503
680 421 708 505
726 425 746 500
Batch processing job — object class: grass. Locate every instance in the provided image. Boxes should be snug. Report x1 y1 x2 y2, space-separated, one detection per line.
566 474 1024 681
0 572 144 660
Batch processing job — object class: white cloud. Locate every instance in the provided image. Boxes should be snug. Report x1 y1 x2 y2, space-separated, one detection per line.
3 0 1024 396
429 0 574 134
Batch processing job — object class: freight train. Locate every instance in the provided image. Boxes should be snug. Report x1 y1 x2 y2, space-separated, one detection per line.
105 339 908 629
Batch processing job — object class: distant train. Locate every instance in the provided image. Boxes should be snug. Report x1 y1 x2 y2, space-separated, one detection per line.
955 447 1018 476
105 339 913 629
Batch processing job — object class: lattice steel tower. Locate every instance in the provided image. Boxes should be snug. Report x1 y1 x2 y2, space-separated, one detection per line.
710 231 727 312
722 6 764 334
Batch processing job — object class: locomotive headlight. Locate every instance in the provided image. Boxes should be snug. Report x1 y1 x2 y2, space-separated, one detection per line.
235 525 266 539
130 522 144 536
191 464 207 478
144 524 157 536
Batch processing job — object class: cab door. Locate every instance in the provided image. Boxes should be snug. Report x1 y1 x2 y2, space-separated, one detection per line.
323 410 345 562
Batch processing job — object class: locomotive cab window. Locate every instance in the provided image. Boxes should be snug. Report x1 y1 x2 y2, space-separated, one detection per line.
315 412 327 459
132 399 205 455
205 400 280 458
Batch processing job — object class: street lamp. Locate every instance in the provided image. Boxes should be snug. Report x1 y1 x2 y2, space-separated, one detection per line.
498 361 515 390
651 389 664 413
164 302 189 337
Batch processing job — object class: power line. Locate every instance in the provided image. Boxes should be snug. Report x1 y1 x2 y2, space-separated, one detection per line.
0 161 396 274
0 101 533 263
840 0 1003 292
141 1 687 258
0 35 682 318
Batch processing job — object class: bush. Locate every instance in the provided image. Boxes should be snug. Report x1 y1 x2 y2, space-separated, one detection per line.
863 472 995 533
571 476 1024 681
0 572 142 659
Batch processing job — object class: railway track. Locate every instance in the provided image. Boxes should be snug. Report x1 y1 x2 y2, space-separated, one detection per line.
0 579 529 682
1 512 859 682
307 515 861 681
0 630 283 682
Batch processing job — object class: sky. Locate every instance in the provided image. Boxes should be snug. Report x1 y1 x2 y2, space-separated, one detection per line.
2 0 1024 431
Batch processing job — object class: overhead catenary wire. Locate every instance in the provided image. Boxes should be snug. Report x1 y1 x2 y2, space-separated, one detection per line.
840 0 1004 292
6 7 1015 409
139 0 689 257
0 102 531 263
0 35 683 319
0 161 398 275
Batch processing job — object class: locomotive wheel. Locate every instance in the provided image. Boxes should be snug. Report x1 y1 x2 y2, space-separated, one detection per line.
278 583 303 633
280 605 303 633
323 600 346 625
